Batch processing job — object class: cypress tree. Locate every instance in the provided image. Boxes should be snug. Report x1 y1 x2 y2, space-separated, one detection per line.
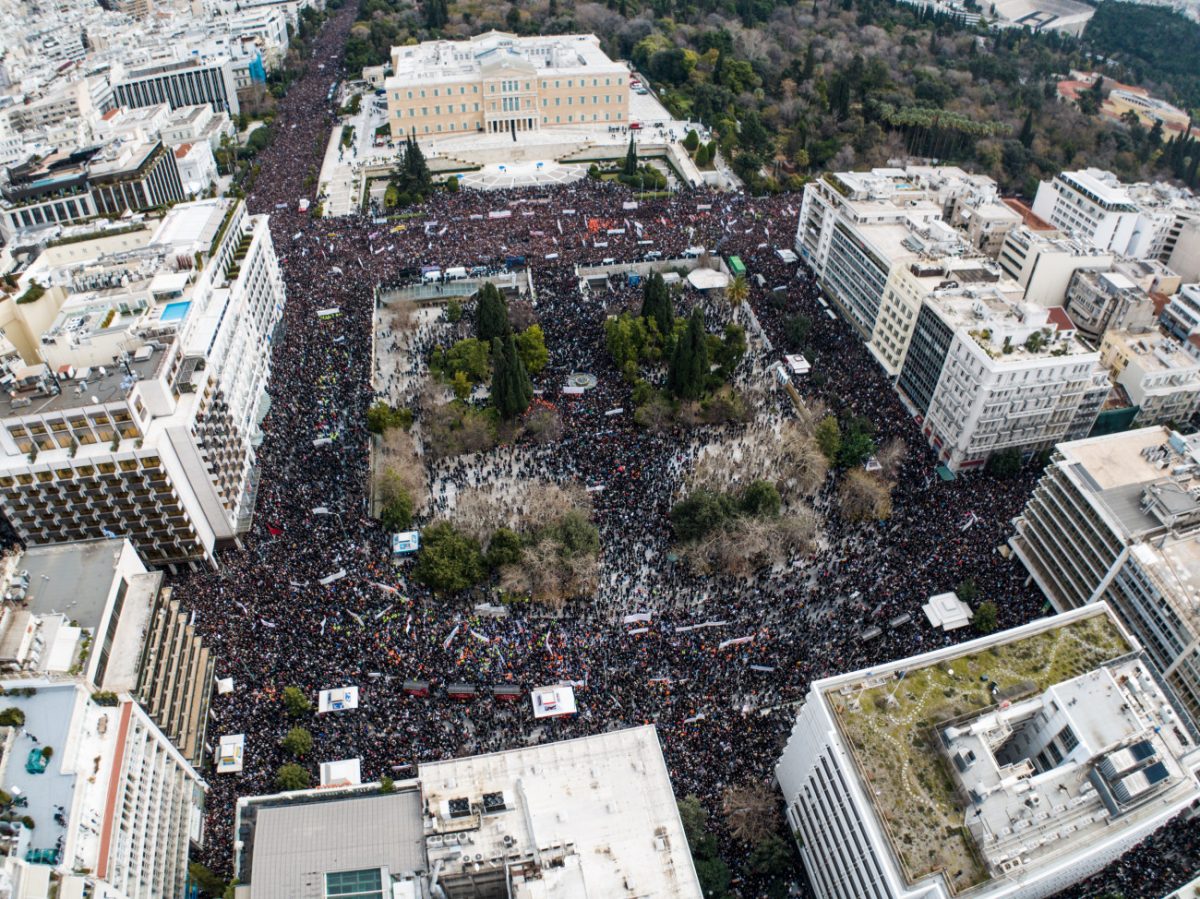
492 334 532 419
639 272 672 337
475 282 510 343
668 309 709 401
1018 110 1034 149
623 135 638 176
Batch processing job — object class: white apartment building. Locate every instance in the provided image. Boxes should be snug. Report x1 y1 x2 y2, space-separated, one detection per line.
385 31 630 141
1032 169 1142 254
1163 283 1200 341
1010 427 1200 718
795 169 947 338
172 141 219 196
0 682 206 898
1033 169 1200 263
869 256 1019 377
776 604 1200 899
160 103 235 151
1099 330 1200 426
0 198 284 566
1167 220 1200 282
233 725 702 899
997 225 1113 307
1063 268 1158 343
896 291 1107 471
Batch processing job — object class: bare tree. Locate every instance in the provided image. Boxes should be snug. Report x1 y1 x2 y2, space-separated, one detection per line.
876 437 908 480
722 782 779 844
838 469 894 522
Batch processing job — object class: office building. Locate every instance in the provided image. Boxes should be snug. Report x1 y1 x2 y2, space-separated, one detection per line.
232 725 703 899
384 31 630 140
776 604 1200 899
160 102 236 151
0 198 285 566
0 538 216 766
1010 427 1200 718
0 141 185 241
1064 268 1158 343
0 681 206 898
112 56 240 117
1099 330 1200 426
997 226 1113 307
896 290 1107 471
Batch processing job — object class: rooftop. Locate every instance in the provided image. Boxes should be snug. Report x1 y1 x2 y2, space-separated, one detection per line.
389 31 622 83
420 725 702 898
245 790 427 899
825 608 1133 893
1105 331 1200 374
1057 427 1200 539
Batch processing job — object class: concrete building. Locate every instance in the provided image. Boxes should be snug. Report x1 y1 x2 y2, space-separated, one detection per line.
1032 169 1141 254
1167 221 1200 282
384 31 630 141
172 141 219 196
1099 330 1200 426
232 725 703 899
997 225 1113 307
160 102 236 151
869 257 1018 377
0 681 206 898
1163 283 1200 341
0 538 216 766
775 603 1200 899
0 141 186 241
1010 427 1200 717
1064 268 1159 343
896 290 1108 471
112 56 240 117
0 198 285 566
795 169 947 339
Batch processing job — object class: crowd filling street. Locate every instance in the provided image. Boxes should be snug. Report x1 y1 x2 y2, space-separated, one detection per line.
161 3 1200 895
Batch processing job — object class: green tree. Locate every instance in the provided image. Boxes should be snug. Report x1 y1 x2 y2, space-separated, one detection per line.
380 485 414 531
366 401 412 434
694 143 710 167
282 686 311 717
667 309 710 400
640 272 673 337
957 577 980 603
450 370 472 402
683 129 701 152
432 338 491 383
485 527 524 569
474 282 510 343
189 862 228 898
380 775 396 793
838 429 875 468
740 480 781 517
623 134 638 176
748 832 793 877
515 324 549 374
275 763 311 791
974 600 999 634
986 447 1023 478
545 509 600 557
413 521 484 592
784 314 811 351
491 334 533 419
814 416 841 461
0 708 25 727
670 490 733 542
1018 110 1035 149
281 727 313 758
725 273 749 322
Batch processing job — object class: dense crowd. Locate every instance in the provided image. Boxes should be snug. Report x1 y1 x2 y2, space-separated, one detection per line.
166 4 1200 896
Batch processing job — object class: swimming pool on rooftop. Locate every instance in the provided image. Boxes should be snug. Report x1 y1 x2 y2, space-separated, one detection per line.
160 300 192 323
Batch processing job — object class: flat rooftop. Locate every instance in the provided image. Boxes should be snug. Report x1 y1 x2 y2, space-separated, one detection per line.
18 540 124 626
1059 426 1197 491
1105 331 1200 374
0 345 167 419
420 725 703 898
825 609 1130 893
246 790 427 899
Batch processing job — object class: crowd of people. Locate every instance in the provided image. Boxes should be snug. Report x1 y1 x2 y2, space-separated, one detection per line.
166 3 1200 896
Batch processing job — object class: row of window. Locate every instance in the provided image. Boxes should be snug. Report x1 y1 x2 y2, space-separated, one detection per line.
403 111 624 133
394 76 623 101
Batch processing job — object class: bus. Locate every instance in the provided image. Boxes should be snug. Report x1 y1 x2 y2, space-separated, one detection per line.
727 256 746 277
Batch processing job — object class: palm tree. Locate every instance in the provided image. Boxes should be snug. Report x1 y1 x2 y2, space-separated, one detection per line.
725 273 749 324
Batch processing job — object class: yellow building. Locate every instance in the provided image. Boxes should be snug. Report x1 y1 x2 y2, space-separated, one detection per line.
385 31 630 140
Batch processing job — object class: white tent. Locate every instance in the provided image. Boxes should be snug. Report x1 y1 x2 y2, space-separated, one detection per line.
923 592 975 631
686 268 730 291
320 758 362 787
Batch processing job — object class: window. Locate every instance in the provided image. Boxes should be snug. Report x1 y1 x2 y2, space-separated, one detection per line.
1059 726 1079 753
325 869 384 899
